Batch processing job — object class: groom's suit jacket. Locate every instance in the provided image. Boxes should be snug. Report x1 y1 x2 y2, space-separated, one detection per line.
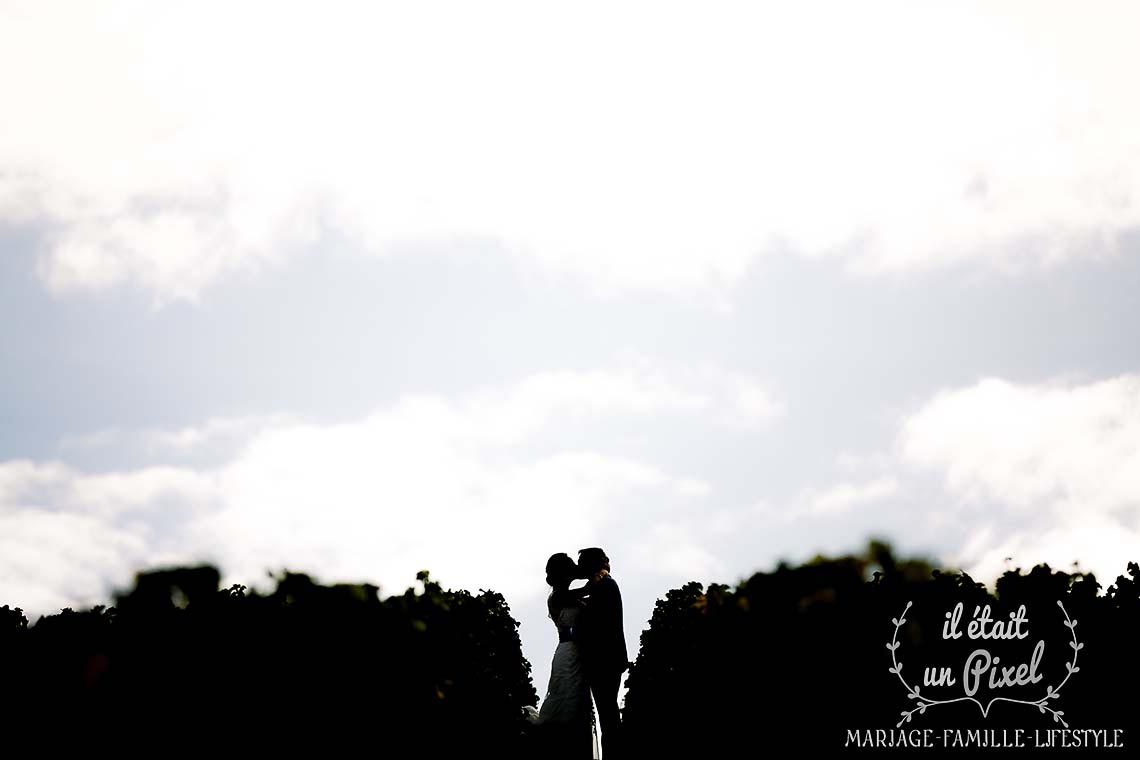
580 574 629 675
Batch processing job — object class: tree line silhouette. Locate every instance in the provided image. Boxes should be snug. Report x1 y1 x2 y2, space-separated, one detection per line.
1 567 536 755
623 541 1138 757
2 541 1136 756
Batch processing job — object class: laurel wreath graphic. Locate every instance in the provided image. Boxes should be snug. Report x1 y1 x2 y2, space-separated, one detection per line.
888 600 1082 728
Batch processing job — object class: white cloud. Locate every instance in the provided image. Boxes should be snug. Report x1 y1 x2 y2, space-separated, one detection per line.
796 477 899 517
0 458 218 521
896 374 1140 583
898 376 1140 515
57 413 305 457
1 365 765 615
0 508 148 615
3 2 1139 304
703 367 786 428
627 522 726 580
456 367 710 445
4 364 766 697
952 515 1140 586
194 417 695 599
145 414 303 451
0 458 213 614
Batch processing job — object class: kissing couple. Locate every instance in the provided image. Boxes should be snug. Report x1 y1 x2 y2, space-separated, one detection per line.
526 547 629 760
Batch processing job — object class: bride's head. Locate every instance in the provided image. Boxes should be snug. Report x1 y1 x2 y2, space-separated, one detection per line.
545 552 577 590
545 552 579 621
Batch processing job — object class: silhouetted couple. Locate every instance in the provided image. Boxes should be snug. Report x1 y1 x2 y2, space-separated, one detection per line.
530 547 628 759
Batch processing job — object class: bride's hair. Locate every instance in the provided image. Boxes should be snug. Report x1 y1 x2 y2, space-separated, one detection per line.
545 552 580 620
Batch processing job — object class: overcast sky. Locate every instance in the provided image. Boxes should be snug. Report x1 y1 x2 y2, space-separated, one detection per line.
3 1 1140 700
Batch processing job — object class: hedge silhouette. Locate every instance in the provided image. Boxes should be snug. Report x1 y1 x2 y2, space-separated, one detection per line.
3 543 1137 757
0 567 537 755
622 540 1138 757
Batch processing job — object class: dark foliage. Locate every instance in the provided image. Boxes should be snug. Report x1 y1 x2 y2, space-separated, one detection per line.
623 541 1138 757
0 568 537 755
4 544 1137 757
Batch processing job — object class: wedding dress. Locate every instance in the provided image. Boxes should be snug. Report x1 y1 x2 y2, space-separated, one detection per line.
525 604 599 759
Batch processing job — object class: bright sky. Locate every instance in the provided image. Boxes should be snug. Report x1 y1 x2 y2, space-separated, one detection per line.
3 1 1140 701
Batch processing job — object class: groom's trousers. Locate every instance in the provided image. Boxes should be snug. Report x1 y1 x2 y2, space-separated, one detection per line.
587 668 623 759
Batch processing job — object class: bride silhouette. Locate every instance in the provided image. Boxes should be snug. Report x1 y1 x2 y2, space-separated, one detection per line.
524 553 598 759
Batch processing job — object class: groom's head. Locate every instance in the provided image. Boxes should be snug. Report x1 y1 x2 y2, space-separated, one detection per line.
578 547 610 577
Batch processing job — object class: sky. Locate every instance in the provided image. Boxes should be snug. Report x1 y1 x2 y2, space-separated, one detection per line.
3 1 1140 702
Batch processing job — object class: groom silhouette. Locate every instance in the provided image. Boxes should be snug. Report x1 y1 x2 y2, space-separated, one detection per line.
577 547 628 759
